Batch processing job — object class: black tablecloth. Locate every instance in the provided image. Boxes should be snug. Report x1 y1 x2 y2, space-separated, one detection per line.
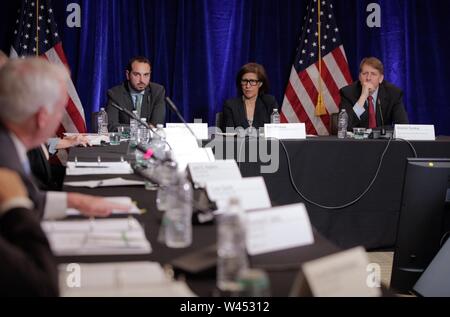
203 136 450 249
62 142 339 296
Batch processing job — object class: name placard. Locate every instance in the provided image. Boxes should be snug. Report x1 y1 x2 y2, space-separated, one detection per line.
264 123 306 140
245 203 314 256
188 160 242 188
394 124 435 141
302 247 382 297
165 123 209 140
206 177 271 212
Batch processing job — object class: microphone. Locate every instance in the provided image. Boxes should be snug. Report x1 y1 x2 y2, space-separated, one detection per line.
108 99 161 137
165 96 197 139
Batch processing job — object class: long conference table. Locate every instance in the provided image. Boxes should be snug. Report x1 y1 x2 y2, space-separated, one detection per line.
62 141 339 297
61 136 450 295
204 136 450 249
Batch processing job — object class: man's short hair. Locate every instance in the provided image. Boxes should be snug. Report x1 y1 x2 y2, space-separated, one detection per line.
126 56 152 73
0 57 69 124
359 57 384 75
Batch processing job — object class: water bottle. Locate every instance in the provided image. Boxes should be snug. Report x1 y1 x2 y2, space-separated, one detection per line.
156 158 178 211
270 108 281 124
149 124 168 160
165 172 193 248
337 109 349 139
97 107 108 135
137 118 149 144
216 197 248 293
129 110 139 146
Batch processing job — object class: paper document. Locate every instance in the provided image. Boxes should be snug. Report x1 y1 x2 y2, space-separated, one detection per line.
64 177 145 188
59 262 197 297
66 161 133 175
42 218 151 256
66 197 141 216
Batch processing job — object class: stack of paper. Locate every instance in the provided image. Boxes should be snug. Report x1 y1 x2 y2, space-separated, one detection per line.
42 218 151 256
64 177 145 188
59 262 197 297
66 161 133 175
65 197 141 216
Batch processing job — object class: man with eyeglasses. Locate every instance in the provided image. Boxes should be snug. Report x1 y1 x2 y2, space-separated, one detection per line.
106 56 166 131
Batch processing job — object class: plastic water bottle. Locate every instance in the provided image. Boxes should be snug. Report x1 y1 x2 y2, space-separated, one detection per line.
337 109 349 139
217 198 248 293
156 158 178 211
150 124 168 160
165 172 193 248
137 118 149 144
129 110 139 146
270 108 281 124
97 107 108 135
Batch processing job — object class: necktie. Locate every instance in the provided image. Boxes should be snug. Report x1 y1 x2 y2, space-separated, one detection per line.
367 95 377 129
135 94 143 117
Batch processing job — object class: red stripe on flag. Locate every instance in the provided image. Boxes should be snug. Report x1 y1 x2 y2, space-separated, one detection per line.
332 48 353 84
317 59 341 106
284 81 318 135
66 98 87 132
53 43 69 66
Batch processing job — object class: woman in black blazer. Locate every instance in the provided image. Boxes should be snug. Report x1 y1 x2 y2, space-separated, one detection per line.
222 63 279 130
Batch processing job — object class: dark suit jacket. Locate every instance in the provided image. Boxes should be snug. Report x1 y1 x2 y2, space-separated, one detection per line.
0 207 58 296
106 81 166 131
223 94 279 130
0 126 46 218
27 147 59 191
339 81 409 129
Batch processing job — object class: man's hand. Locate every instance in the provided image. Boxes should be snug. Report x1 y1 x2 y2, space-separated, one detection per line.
0 168 27 204
67 192 132 217
57 135 91 149
357 82 376 108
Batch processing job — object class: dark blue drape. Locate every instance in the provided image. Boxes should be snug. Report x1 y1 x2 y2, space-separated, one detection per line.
1 0 449 134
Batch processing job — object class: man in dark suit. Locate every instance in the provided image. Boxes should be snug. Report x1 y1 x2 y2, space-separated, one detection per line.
0 168 58 296
106 56 166 131
0 57 130 220
339 57 409 130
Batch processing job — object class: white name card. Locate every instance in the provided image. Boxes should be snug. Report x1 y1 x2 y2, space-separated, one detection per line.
264 123 306 140
188 160 242 188
302 247 382 297
394 124 435 141
173 148 215 172
206 177 271 212
165 123 209 140
245 203 314 256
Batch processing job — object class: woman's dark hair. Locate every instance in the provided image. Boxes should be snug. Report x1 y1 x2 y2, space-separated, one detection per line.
126 56 152 72
235 63 270 96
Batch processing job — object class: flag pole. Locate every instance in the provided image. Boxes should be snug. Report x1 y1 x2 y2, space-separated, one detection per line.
315 0 327 116
36 0 39 56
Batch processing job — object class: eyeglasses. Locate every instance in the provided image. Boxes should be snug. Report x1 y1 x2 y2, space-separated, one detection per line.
241 79 260 87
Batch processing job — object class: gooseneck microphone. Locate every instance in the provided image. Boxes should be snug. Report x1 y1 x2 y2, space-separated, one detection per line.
107 99 161 137
165 96 197 139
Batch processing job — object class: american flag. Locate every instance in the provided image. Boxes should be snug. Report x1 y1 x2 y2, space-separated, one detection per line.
10 0 87 136
281 0 352 135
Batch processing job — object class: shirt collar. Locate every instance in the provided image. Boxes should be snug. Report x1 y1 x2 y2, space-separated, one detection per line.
9 131 29 168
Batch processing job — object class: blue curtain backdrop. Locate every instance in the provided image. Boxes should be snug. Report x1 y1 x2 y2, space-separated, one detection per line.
0 0 449 134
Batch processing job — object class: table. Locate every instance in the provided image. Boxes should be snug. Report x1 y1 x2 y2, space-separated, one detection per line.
63 142 339 296
204 136 450 249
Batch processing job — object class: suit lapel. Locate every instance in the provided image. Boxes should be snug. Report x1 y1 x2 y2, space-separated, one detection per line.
122 83 135 112
238 98 249 129
141 86 151 119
